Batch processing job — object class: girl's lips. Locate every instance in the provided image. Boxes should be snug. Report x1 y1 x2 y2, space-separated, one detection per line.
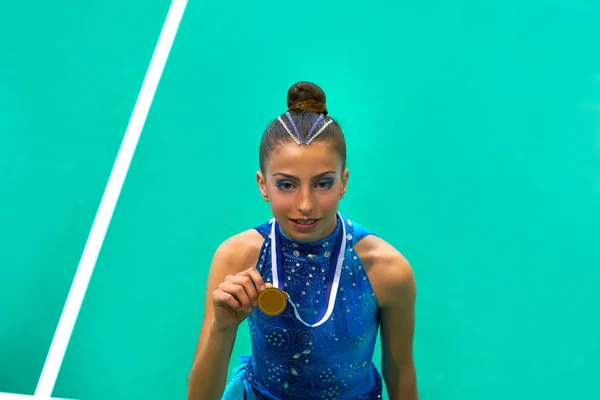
290 218 321 230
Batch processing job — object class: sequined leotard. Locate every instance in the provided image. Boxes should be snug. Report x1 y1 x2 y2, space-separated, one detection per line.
222 213 382 399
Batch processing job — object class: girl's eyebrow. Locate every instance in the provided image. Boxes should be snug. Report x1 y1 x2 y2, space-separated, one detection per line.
272 171 336 180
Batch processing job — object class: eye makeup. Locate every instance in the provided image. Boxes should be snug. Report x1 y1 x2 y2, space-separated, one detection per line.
276 180 295 190
275 177 335 191
317 178 335 188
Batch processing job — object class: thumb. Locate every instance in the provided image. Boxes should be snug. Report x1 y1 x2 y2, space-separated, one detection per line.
265 283 274 289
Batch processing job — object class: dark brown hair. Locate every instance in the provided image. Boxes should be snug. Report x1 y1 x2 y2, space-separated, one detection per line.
259 82 346 173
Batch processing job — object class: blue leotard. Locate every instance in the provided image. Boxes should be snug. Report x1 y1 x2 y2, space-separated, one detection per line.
222 213 382 399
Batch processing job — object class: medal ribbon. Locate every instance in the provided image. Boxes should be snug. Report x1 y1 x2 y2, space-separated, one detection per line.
270 212 346 328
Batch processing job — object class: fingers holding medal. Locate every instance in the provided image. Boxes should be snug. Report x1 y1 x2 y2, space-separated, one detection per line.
227 268 286 317
212 267 272 329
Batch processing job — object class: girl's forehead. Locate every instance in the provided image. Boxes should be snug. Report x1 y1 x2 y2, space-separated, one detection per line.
267 142 340 174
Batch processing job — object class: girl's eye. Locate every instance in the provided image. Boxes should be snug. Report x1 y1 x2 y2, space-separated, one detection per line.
316 179 334 189
276 181 295 190
276 178 334 191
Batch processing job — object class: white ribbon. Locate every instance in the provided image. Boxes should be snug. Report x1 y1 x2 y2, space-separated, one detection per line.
270 212 346 328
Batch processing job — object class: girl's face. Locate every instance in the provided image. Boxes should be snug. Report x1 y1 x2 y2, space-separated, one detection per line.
257 140 348 243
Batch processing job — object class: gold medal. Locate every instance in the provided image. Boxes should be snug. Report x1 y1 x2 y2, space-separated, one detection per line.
257 287 287 316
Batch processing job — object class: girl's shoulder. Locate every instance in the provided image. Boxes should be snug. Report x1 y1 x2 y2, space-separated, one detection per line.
210 228 265 275
351 222 414 308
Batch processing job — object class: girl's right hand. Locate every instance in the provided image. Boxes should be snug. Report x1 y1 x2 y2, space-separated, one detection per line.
211 267 272 331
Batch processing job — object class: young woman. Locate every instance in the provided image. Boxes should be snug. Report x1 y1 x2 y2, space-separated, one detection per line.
187 82 418 400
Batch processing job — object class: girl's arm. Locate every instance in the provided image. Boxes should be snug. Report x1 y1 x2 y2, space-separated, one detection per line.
378 250 418 399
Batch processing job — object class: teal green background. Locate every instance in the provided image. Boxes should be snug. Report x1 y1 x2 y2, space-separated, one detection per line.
1 0 599 399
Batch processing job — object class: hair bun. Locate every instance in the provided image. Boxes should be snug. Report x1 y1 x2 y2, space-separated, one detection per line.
286 81 328 115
